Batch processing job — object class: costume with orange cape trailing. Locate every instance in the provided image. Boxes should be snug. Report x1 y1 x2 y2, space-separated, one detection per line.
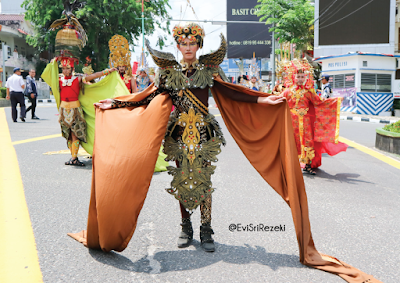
68 34 380 282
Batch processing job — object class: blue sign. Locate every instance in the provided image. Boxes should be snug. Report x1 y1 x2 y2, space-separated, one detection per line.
327 61 348 68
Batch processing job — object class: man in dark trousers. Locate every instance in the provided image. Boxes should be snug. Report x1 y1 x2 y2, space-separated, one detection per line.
6 67 26 122
25 69 39 119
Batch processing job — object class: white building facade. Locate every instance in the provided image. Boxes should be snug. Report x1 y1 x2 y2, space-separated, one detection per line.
315 53 396 115
314 0 398 115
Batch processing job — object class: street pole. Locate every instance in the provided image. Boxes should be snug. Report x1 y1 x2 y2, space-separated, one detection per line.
271 28 275 87
2 42 6 87
141 0 145 52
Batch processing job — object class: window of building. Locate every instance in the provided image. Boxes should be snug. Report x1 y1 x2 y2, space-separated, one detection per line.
363 61 368 67
331 73 355 89
361 73 391 92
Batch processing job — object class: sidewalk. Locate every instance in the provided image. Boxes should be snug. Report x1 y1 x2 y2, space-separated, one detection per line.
340 111 400 124
25 98 56 104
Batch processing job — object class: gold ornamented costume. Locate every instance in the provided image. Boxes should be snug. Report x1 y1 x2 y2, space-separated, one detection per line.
67 23 381 283
111 25 232 224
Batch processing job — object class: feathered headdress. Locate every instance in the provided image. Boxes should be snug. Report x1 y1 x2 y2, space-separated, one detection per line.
49 0 88 50
235 58 245 76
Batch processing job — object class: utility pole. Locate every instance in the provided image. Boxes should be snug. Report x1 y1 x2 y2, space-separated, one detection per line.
138 0 149 52
271 27 275 87
2 42 6 87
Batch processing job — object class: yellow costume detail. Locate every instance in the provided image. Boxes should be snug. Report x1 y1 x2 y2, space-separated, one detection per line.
178 108 207 165
71 140 80 158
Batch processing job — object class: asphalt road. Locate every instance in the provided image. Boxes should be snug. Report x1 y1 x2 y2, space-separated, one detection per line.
4 102 400 283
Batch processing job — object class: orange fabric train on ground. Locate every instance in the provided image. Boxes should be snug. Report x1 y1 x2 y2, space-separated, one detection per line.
68 79 381 283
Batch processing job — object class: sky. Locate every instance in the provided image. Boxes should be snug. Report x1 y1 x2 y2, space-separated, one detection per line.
132 0 227 66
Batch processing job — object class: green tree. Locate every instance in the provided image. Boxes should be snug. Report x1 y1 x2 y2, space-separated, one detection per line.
256 0 314 51
22 0 171 71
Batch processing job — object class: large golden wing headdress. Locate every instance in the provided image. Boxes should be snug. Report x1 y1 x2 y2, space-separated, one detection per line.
145 34 228 89
198 34 227 66
145 39 179 69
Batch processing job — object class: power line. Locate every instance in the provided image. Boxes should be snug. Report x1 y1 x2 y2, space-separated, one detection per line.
207 26 223 35
319 0 352 26
320 0 375 29
186 0 199 21
181 3 188 20
210 10 226 20
313 0 339 23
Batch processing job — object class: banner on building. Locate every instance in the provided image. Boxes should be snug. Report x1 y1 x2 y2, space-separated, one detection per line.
227 0 272 59
332 87 357 107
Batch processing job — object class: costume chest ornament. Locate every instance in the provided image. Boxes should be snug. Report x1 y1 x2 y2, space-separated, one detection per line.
290 86 308 108
179 108 207 164
60 75 77 87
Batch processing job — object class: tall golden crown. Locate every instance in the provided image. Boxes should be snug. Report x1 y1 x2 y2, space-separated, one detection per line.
108 35 132 76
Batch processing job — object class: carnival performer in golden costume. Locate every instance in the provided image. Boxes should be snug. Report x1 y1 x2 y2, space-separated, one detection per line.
280 59 347 174
68 23 380 283
109 35 137 93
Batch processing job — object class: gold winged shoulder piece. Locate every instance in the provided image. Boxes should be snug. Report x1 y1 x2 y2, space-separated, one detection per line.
146 35 228 91
198 33 227 67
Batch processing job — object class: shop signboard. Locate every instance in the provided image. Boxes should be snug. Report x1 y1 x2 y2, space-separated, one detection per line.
227 0 272 58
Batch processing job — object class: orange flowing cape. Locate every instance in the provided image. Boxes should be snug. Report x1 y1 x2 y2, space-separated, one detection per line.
68 78 380 283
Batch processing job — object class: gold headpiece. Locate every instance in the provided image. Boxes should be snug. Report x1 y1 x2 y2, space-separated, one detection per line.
172 22 205 48
59 57 75 68
82 56 94 75
82 65 94 75
279 58 314 88
108 35 132 76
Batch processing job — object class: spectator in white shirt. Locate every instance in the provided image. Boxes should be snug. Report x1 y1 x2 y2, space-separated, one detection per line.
6 67 26 122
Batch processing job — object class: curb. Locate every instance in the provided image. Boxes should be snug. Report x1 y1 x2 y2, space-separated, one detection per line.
340 115 398 124
25 99 56 104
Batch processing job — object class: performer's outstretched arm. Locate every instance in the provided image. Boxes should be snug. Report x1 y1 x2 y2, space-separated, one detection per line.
94 88 163 109
214 78 285 105
84 68 117 82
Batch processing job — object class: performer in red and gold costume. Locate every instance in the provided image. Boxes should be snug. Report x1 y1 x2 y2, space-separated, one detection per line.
281 59 348 174
109 35 137 93
44 3 117 166
51 56 116 166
